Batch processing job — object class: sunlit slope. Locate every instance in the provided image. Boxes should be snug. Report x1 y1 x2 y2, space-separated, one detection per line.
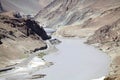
35 0 120 28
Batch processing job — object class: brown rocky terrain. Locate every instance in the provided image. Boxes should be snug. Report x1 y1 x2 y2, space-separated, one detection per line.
0 13 50 68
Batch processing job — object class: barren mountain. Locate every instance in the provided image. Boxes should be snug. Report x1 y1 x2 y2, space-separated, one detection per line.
35 0 120 28
0 0 53 15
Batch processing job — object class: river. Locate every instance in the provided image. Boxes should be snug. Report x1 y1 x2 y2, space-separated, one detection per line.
0 38 110 80
35 38 110 80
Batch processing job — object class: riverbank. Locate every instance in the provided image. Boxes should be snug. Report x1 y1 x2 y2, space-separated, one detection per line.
0 38 58 80
0 35 111 80
55 21 120 80
34 38 110 80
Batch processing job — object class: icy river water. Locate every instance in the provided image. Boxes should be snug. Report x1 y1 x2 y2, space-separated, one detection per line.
0 38 110 80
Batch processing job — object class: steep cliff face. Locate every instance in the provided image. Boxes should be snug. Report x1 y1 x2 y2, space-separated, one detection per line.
35 0 120 28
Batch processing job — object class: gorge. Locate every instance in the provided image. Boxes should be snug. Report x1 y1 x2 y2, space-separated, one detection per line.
0 0 120 80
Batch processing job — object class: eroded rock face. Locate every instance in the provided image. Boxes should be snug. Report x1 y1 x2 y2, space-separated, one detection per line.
0 14 51 40
25 19 51 40
0 14 49 68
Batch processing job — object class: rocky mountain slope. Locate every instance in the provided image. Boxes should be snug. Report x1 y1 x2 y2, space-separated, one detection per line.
35 0 120 28
56 6 120 37
0 0 53 15
0 13 50 68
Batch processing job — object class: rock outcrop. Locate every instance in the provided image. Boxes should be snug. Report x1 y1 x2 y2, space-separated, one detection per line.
0 14 50 68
